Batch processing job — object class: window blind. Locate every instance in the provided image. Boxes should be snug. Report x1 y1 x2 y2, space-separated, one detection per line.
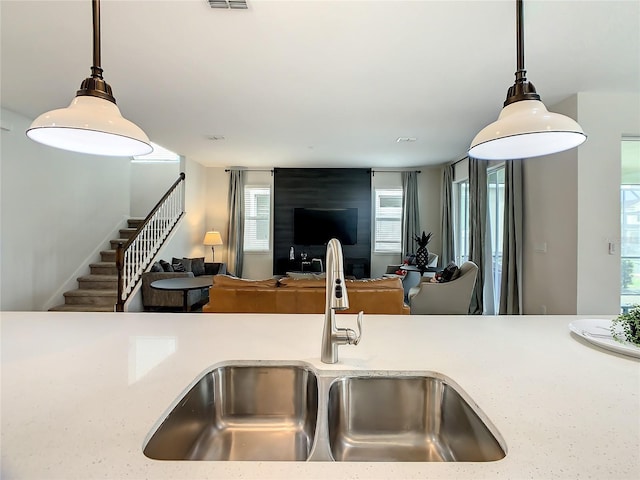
244 186 271 251
374 189 402 252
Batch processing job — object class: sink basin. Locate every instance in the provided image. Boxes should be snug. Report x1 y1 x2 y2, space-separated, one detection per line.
327 375 506 462
143 362 319 461
144 363 506 463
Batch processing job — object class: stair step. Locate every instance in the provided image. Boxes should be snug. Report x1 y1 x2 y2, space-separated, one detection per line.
53 217 159 312
101 250 116 262
78 274 118 290
128 218 145 229
49 304 115 312
90 262 117 275
63 289 117 306
119 228 137 239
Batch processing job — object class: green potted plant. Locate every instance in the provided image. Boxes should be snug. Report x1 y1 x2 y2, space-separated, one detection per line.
611 305 640 346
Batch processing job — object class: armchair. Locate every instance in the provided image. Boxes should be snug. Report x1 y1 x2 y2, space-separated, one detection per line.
408 261 478 315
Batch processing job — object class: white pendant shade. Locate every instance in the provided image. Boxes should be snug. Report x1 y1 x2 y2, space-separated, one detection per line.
27 95 152 157
469 100 586 161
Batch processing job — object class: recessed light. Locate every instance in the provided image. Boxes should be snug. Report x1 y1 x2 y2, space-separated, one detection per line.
396 137 417 143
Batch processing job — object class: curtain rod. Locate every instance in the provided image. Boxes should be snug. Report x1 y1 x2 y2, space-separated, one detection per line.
223 168 423 176
452 156 469 167
371 169 421 176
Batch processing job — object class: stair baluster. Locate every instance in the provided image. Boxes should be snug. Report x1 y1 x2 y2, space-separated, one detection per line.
116 173 186 311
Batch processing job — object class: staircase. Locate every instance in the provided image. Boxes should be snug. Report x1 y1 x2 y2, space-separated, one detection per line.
49 219 145 312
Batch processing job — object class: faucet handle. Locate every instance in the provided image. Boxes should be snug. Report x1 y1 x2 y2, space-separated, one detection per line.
348 311 364 345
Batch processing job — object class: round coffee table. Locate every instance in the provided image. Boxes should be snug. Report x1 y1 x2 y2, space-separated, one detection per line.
150 277 213 312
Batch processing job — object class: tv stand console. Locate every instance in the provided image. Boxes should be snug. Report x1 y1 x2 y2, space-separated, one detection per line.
276 257 370 279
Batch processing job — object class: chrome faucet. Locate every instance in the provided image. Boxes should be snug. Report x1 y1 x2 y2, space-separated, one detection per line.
321 238 363 364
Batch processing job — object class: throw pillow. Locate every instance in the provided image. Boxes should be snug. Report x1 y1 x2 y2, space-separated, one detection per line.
172 262 186 272
172 257 192 272
189 257 205 276
159 260 174 272
439 262 460 283
150 262 163 273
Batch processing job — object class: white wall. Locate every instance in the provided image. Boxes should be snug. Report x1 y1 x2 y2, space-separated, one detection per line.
522 117 579 314
0 108 131 311
204 167 230 263
417 166 443 263
130 162 181 217
523 92 640 315
152 158 208 262
575 93 640 314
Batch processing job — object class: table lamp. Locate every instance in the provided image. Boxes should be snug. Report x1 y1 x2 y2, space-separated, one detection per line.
203 231 223 262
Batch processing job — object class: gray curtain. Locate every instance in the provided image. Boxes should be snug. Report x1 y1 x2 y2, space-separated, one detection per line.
227 169 245 277
499 160 523 314
440 164 455 265
468 158 489 315
401 171 420 258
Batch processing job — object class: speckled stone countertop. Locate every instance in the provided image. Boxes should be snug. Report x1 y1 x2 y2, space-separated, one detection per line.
1 312 638 479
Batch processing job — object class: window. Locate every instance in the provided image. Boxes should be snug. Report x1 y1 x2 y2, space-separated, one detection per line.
621 138 640 311
454 180 469 265
487 165 506 313
454 165 505 314
244 186 271 252
374 189 403 252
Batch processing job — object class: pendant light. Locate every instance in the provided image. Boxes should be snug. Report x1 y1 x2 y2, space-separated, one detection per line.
26 0 152 157
469 0 586 160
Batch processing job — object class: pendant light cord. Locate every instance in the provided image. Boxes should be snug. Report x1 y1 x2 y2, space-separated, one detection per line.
504 0 539 106
91 0 103 79
77 0 115 103
516 0 525 75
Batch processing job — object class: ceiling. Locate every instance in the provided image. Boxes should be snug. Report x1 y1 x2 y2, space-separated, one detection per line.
1 0 638 168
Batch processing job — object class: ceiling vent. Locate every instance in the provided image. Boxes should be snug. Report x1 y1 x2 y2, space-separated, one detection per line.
208 0 248 9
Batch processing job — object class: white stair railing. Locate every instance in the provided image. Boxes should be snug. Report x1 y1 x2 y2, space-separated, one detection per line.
116 173 185 311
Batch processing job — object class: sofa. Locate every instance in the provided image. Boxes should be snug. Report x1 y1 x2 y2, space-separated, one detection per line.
202 275 409 314
141 260 227 310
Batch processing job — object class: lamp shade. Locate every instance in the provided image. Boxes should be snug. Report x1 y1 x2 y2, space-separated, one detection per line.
203 231 223 246
27 95 152 157
469 100 586 160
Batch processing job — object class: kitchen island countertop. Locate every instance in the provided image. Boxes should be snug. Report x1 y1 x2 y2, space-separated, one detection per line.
1 311 638 479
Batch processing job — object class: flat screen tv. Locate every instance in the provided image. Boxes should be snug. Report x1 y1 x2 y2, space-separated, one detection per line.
293 208 358 245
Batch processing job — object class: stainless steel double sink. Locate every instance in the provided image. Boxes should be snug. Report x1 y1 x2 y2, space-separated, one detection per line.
143 361 506 462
